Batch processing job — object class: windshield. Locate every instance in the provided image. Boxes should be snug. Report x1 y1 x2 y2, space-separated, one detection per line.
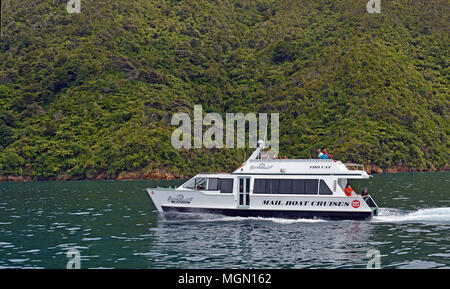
182 178 196 189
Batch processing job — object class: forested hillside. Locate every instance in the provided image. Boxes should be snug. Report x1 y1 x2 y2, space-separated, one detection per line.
0 0 448 180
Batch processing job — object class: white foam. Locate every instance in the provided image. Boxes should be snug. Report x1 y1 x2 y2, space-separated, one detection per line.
162 208 450 224
373 207 450 223
162 212 325 223
220 216 325 224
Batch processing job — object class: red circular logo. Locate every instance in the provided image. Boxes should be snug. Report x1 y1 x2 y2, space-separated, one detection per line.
352 200 360 208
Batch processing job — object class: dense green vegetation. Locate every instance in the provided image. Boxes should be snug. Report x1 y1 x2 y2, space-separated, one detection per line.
0 0 448 180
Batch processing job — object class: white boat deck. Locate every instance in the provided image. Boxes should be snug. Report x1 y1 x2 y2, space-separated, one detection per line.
232 159 369 178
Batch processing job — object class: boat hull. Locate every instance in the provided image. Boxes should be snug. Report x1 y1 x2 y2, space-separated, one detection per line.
147 187 378 221
161 205 374 221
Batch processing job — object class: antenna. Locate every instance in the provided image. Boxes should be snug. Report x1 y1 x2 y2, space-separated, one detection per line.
263 119 268 144
256 118 268 159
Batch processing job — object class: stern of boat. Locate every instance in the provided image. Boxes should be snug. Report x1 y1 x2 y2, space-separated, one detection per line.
363 195 379 216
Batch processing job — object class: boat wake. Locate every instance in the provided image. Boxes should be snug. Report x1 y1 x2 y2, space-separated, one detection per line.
216 216 325 224
373 207 450 224
161 207 450 224
161 212 324 223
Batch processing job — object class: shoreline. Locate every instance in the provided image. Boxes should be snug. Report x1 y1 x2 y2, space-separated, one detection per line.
0 165 448 182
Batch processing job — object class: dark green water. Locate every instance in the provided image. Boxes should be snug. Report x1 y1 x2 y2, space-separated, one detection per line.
0 172 449 269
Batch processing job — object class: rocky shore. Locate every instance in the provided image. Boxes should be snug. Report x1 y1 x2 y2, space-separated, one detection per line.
0 165 448 182
363 164 449 174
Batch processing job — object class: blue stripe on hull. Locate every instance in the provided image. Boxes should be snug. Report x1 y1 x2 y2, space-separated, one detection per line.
161 206 373 220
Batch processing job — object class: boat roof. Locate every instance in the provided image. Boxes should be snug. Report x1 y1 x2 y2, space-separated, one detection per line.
231 141 370 178
190 142 370 179
232 160 368 178
247 158 335 162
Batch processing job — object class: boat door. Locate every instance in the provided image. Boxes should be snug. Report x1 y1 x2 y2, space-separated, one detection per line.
237 177 250 208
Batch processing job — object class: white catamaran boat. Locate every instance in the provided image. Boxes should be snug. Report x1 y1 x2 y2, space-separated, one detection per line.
146 141 379 220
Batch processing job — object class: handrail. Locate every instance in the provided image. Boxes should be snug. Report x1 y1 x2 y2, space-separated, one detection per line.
197 172 232 175
344 163 365 171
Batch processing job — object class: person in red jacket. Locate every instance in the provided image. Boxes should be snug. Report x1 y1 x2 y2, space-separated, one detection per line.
344 184 354 197
323 148 332 159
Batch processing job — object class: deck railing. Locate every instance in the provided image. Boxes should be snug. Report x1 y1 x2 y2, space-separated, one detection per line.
344 163 365 171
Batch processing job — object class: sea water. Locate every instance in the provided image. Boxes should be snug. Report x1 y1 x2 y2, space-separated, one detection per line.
0 172 448 268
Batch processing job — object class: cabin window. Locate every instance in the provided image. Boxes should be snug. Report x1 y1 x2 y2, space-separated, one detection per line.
195 178 207 190
254 179 275 194
220 179 234 194
182 178 196 189
292 180 304 194
292 179 318 194
279 179 292 193
254 179 319 194
239 179 244 204
269 179 280 194
319 180 333 195
254 179 266 194
184 178 233 192
305 179 318 194
208 178 219 190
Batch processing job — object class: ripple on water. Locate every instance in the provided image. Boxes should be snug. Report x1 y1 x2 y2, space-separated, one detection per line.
184 256 208 262
8 258 29 263
82 237 102 241
68 212 91 216
18 249 40 254
0 242 14 248
396 260 446 269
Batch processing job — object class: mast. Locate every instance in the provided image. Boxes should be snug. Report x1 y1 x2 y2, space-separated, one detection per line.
246 140 265 161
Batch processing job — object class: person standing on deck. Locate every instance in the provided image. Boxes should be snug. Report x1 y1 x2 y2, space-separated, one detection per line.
320 151 329 159
323 148 332 159
344 184 354 197
361 187 369 197
317 149 323 159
